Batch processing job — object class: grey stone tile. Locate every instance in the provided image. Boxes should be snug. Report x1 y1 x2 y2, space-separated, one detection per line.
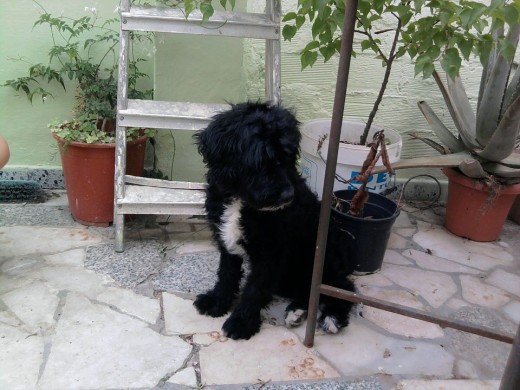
85 240 164 288
0 204 74 227
444 306 517 379
152 251 220 295
241 378 383 390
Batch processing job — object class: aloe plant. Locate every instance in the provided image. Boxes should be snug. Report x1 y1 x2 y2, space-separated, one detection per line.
379 20 520 185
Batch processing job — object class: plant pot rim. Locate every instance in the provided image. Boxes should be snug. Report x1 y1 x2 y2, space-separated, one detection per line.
52 132 148 149
442 167 520 195
302 118 402 146
332 189 400 222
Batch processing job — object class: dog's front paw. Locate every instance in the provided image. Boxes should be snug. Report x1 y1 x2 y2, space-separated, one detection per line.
222 313 261 340
318 314 349 334
194 291 232 317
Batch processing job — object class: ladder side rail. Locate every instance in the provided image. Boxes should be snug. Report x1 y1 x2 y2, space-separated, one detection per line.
115 0 132 252
265 0 281 104
122 7 278 39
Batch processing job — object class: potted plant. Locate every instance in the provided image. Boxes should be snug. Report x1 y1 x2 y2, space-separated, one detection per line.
3 2 155 226
374 4 520 241
281 0 506 197
331 130 400 274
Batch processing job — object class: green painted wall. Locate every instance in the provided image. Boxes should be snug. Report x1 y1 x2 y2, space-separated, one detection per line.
1 0 482 182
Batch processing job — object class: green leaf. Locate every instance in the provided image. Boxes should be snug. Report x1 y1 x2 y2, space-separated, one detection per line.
282 12 297 22
282 25 297 41
301 50 318 70
200 3 214 24
440 48 461 79
319 44 337 63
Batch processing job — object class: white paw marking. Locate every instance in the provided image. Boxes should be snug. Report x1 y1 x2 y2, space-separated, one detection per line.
320 316 339 334
219 198 247 257
285 309 307 327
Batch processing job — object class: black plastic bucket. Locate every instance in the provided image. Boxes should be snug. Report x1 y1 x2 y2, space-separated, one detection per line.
331 190 400 275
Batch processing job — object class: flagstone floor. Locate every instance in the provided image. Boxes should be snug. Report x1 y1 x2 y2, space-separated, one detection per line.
0 191 518 390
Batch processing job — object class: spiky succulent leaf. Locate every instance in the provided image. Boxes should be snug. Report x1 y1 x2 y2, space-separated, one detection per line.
503 63 520 116
478 26 503 110
458 159 488 179
482 162 520 179
476 24 520 145
499 152 520 168
477 94 520 161
370 151 473 174
432 70 480 149
446 74 477 144
417 100 467 152
408 131 451 154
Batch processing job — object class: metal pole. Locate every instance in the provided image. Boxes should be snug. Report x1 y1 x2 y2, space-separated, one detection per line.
319 285 515 344
303 0 359 348
499 324 520 390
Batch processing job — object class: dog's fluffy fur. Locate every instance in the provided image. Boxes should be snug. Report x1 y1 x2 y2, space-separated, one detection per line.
193 102 356 340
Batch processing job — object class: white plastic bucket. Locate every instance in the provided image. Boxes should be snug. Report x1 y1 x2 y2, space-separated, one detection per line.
300 119 402 198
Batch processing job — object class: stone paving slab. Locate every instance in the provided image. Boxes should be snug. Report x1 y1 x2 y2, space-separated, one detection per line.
1 202 518 389
38 293 192 389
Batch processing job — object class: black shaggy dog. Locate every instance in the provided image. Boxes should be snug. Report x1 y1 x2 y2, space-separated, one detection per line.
193 102 356 340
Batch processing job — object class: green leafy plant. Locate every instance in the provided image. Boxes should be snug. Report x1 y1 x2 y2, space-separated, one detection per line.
282 0 517 146
3 1 154 142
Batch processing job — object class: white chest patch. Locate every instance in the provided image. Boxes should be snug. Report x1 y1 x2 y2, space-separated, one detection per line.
219 198 247 258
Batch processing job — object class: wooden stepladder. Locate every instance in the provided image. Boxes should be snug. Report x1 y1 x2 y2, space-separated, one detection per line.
114 1 281 251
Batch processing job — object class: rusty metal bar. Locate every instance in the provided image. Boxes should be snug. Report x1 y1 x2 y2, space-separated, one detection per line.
319 284 515 344
500 324 520 389
303 0 359 348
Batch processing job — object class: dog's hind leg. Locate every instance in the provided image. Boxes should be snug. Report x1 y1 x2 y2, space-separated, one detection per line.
284 301 308 328
194 251 243 317
317 277 356 334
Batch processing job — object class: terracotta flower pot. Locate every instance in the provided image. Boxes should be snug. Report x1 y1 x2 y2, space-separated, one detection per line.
442 168 520 241
53 133 147 226
509 196 520 224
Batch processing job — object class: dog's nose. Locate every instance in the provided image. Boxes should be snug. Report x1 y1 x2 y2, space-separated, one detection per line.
280 187 295 204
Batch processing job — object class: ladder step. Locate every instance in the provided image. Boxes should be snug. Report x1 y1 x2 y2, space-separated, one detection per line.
124 175 206 190
121 6 279 39
117 184 206 215
118 100 227 130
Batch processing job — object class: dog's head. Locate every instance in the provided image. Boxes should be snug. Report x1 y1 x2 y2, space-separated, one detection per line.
194 102 301 211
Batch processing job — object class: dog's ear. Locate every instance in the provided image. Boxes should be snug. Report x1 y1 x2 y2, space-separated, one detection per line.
193 129 210 162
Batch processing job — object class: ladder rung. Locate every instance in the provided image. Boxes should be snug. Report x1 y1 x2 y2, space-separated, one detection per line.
117 184 206 215
125 175 206 190
121 6 279 39
118 100 227 130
